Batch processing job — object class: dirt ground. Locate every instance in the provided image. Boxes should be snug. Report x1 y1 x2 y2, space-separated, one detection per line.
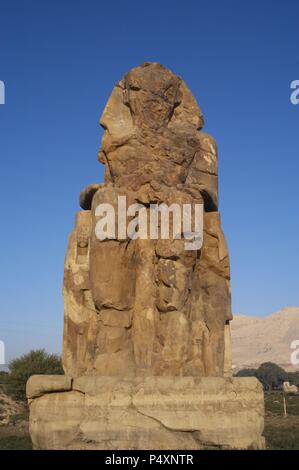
0 386 32 450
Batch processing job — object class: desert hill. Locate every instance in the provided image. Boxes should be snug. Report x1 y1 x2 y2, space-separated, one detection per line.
231 307 299 372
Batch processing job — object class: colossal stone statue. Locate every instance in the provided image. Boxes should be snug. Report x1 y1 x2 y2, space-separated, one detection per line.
63 62 232 379
27 63 264 450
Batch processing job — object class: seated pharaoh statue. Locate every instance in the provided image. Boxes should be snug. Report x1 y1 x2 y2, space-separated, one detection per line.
62 62 232 379
27 63 265 451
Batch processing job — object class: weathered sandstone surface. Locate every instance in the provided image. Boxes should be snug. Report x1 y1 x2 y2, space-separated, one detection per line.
63 62 232 379
27 375 265 450
28 62 265 449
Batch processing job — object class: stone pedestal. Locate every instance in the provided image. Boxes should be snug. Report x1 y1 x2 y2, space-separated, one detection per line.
27 63 265 451
27 375 265 450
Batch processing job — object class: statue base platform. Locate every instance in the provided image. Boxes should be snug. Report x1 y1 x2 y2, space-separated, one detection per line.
27 375 265 450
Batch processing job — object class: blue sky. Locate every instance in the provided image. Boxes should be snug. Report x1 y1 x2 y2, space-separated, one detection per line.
0 0 298 361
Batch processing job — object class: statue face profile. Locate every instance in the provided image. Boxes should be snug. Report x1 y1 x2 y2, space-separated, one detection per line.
27 61 266 453
62 62 232 378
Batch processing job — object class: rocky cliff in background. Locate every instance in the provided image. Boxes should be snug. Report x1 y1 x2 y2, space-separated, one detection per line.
231 307 299 372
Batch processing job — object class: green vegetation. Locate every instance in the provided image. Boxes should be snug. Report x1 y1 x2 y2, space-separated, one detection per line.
0 349 64 450
255 363 287 391
6 349 63 402
0 387 32 450
264 392 299 450
0 371 8 384
0 435 32 450
265 391 299 416
236 362 299 449
235 362 299 391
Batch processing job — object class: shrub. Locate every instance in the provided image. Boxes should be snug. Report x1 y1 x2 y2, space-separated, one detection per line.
235 362 299 391
6 349 63 401
0 371 8 384
255 362 287 391
235 368 256 378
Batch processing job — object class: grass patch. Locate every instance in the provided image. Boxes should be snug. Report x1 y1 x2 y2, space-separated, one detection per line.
265 392 299 416
0 435 32 450
264 392 299 450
